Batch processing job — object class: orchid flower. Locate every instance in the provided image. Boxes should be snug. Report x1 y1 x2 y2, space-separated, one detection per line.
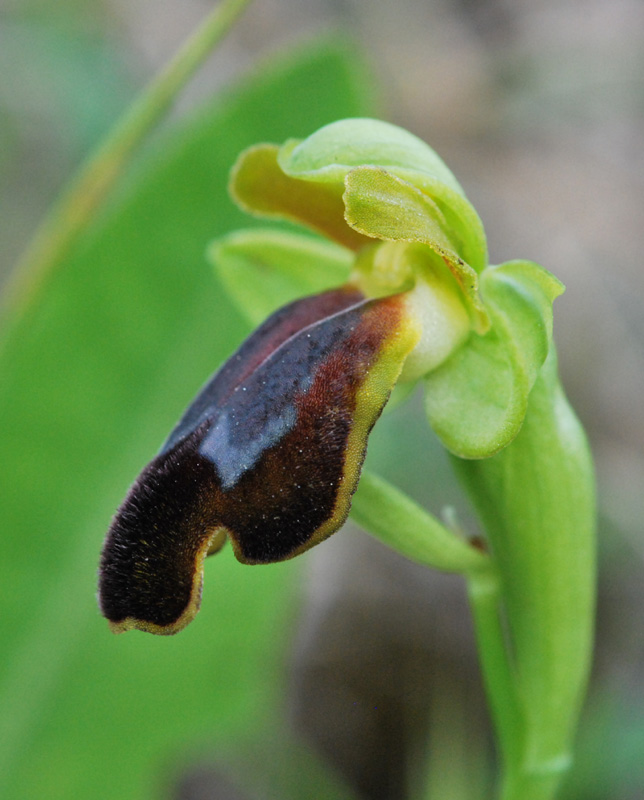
96 110 596 800
98 117 596 800
98 120 578 644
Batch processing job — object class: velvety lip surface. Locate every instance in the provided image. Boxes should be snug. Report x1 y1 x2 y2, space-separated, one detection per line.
98 288 417 634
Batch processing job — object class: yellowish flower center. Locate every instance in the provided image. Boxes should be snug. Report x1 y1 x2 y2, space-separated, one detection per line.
351 242 471 382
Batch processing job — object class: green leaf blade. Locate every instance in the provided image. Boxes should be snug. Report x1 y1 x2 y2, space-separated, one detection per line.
0 40 375 800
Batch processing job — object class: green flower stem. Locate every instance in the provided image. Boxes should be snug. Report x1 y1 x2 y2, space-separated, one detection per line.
466 568 523 790
498 765 567 800
454 348 596 800
467 573 568 800
2 0 252 336
351 470 490 574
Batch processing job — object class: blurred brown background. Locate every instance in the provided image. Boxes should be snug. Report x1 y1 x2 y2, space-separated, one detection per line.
2 1 643 798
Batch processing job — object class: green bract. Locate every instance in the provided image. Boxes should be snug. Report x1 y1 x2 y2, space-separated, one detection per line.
220 117 563 458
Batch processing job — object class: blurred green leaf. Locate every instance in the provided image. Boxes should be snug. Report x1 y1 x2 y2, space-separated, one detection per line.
0 17 135 152
0 39 375 800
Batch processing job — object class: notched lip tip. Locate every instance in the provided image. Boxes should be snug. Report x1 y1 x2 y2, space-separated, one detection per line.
106 613 194 636
107 619 130 635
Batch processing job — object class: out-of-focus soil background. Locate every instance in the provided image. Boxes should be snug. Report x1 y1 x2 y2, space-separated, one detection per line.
2 1 643 798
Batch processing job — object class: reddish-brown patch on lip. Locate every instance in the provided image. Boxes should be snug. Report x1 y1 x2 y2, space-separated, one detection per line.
162 285 364 454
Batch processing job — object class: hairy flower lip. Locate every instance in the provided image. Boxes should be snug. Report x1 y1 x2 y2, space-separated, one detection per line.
99 286 421 634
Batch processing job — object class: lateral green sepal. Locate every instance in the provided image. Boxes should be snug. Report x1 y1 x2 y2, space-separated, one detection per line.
209 228 353 324
424 259 564 458
229 144 369 250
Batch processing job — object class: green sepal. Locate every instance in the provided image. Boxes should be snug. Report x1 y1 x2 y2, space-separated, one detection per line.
209 228 353 324
230 118 488 270
452 348 596 771
279 119 487 272
424 259 564 459
343 167 489 332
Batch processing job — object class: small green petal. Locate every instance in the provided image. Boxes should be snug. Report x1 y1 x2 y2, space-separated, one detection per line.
209 228 353 324
278 118 488 272
229 143 369 250
343 167 489 332
424 260 564 458
344 166 453 245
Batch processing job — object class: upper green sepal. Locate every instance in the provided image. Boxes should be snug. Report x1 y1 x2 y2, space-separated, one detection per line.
278 118 463 190
230 118 488 272
424 259 565 459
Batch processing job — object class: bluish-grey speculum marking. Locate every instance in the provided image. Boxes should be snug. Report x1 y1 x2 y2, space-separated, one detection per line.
160 303 366 492
197 310 359 487
160 289 364 457
200 405 298 489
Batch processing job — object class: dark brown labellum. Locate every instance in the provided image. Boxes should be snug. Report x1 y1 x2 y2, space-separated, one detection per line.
98 287 418 634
